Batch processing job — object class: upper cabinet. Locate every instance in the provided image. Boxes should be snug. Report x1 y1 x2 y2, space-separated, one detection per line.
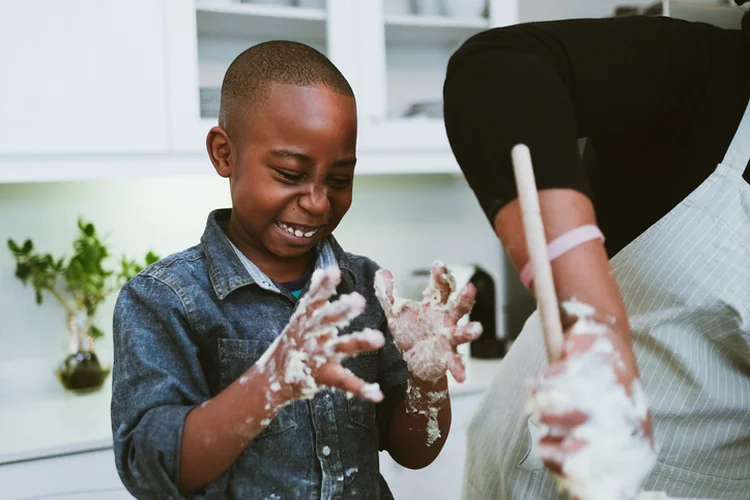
0 0 520 179
0 0 170 155
166 0 342 153
356 0 515 155
665 0 746 29
168 0 518 174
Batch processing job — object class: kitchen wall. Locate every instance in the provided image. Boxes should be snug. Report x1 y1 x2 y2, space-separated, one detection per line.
0 173 504 365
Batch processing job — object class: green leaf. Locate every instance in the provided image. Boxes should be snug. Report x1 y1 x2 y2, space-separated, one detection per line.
15 263 31 281
35 290 42 305
22 239 33 253
8 239 19 253
89 325 104 340
146 251 159 266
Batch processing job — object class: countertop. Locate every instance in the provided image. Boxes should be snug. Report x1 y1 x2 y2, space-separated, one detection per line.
0 355 503 465
0 357 114 465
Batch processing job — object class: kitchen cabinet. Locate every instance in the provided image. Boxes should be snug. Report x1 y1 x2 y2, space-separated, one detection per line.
380 391 485 500
166 0 339 153
168 0 520 174
0 0 520 180
356 0 517 157
664 0 746 29
0 449 132 500
0 1 170 157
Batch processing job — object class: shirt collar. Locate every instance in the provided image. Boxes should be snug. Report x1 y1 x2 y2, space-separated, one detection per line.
201 209 357 300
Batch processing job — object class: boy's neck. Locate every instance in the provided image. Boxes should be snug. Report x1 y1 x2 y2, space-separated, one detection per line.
225 226 314 283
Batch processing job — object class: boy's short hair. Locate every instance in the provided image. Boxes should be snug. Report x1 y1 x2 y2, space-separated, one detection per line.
219 40 354 137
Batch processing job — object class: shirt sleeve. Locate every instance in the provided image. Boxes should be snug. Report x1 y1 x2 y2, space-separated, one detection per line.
443 15 730 225
111 275 225 498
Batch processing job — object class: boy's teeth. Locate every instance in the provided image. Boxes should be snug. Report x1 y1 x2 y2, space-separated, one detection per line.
279 221 319 238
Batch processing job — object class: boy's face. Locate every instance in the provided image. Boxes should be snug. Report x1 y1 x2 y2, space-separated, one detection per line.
211 83 357 271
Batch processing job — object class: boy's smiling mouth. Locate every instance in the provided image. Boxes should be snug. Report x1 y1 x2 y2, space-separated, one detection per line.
275 220 322 239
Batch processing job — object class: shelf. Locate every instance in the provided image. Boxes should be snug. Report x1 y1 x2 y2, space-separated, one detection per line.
385 14 490 44
360 118 452 152
0 150 459 184
196 2 327 40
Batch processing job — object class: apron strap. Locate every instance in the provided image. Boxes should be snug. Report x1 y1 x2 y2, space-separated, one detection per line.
721 97 750 173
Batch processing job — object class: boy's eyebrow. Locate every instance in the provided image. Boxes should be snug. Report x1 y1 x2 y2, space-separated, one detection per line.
270 149 310 162
332 157 357 168
270 149 357 167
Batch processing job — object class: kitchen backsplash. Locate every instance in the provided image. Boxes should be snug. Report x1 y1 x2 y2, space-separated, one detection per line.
0 173 504 364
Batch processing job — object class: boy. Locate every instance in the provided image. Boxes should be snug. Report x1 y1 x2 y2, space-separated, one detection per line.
111 41 482 499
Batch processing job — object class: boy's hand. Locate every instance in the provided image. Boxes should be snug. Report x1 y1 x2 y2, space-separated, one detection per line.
262 267 386 404
374 261 483 382
527 314 656 500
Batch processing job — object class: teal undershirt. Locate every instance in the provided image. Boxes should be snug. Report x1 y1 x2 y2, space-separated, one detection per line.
279 265 314 300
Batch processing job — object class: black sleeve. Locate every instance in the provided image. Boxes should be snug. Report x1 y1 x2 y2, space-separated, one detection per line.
443 15 737 225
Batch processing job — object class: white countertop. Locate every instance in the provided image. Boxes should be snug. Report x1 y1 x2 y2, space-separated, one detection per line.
0 356 502 465
0 357 113 465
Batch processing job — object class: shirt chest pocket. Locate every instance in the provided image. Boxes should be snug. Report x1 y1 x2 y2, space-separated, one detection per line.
343 350 380 432
217 337 296 437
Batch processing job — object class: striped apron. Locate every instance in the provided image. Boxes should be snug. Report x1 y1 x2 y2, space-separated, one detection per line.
463 100 750 499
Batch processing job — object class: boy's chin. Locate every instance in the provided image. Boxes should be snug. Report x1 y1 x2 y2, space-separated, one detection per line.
267 237 319 259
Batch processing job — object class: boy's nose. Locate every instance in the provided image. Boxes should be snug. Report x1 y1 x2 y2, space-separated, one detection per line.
298 184 330 215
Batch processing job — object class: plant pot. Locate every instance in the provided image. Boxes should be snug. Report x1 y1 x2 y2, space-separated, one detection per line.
56 350 111 392
55 311 110 392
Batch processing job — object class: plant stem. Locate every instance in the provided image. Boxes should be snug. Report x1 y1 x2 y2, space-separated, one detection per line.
49 287 76 316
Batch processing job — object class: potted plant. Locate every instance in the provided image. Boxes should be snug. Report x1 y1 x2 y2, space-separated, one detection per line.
7 218 158 392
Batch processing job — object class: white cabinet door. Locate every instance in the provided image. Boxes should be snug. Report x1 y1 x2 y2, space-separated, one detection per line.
353 0 518 172
380 391 484 500
164 0 205 153
0 448 133 500
167 0 345 154
0 1 169 155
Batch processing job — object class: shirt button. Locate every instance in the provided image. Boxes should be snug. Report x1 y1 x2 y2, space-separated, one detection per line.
322 446 331 457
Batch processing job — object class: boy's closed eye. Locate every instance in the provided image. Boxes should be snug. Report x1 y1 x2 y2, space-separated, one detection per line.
272 167 352 189
327 175 353 189
272 167 305 183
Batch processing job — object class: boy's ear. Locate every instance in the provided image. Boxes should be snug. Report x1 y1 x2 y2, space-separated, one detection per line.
206 126 234 178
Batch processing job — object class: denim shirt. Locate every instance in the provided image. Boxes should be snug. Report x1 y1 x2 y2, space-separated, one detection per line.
111 209 408 500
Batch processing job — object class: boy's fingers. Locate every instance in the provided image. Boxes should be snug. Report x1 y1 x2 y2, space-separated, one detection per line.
445 283 477 324
287 269 340 335
447 352 467 383
307 293 365 333
333 328 385 356
430 261 455 304
374 268 395 312
316 364 384 402
303 267 342 308
451 321 483 346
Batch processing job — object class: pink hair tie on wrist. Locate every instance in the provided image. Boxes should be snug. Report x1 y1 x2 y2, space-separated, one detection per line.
520 224 605 290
